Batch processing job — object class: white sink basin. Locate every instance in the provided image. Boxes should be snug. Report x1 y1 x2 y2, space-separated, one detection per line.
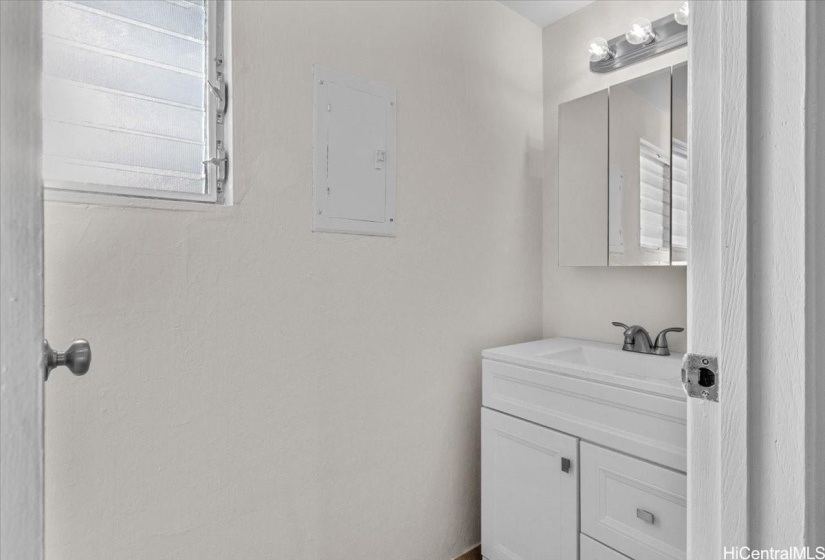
539 345 673 380
482 337 684 399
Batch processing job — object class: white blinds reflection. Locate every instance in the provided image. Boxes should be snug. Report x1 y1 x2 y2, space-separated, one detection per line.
638 139 671 251
42 0 207 195
671 140 688 250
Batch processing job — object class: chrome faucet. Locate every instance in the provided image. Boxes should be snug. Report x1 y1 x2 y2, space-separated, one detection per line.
612 322 684 356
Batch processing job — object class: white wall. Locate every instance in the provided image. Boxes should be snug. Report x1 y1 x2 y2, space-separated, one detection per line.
543 0 688 351
43 2 543 559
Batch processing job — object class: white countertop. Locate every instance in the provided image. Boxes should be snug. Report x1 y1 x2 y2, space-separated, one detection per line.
483 337 686 400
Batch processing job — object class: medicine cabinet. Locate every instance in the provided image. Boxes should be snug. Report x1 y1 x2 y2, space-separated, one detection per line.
558 63 688 267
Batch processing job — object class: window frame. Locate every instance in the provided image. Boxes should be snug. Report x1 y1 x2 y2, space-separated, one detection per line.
43 0 229 207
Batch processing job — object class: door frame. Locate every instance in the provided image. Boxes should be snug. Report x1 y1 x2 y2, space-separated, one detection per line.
687 1 749 556
688 0 824 554
0 2 44 560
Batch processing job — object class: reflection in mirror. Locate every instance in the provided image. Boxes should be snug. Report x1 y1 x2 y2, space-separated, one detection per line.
558 90 608 266
671 63 688 265
608 68 672 266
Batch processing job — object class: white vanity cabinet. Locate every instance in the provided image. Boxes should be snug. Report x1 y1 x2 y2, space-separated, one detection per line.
481 338 687 560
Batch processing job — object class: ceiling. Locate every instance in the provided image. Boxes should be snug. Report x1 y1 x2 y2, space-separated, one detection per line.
498 0 595 28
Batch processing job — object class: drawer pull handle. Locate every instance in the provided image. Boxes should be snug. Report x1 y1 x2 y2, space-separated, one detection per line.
636 508 655 524
561 457 571 473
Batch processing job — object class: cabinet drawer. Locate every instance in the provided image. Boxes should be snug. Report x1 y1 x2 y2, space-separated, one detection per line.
581 443 686 560
580 534 631 560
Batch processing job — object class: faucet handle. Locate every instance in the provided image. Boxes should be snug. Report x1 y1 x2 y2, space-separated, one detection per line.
612 322 633 347
653 327 684 355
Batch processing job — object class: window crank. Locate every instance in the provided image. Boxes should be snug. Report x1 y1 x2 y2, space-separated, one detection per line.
44 339 91 381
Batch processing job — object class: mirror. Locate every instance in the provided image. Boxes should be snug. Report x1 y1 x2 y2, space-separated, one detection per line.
608 68 672 266
557 65 688 267
558 90 608 266
671 63 688 266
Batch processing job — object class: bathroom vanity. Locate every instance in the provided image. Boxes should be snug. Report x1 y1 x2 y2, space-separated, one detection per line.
481 338 686 560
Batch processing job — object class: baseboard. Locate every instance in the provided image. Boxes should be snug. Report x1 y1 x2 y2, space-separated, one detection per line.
453 544 481 560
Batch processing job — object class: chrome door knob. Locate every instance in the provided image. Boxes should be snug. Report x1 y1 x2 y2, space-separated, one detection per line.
44 339 91 381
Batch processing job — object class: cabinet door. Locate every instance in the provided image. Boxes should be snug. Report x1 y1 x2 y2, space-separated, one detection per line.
481 408 579 560
558 89 608 266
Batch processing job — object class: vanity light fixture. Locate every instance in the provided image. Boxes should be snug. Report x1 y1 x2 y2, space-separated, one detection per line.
589 9 688 73
588 37 614 63
674 2 689 26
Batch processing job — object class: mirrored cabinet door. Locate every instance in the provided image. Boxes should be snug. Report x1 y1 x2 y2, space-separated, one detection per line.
671 63 688 266
558 90 608 266
557 64 688 268
608 68 672 266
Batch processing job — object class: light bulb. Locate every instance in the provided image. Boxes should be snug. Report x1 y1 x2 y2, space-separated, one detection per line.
625 18 655 45
588 37 613 63
675 2 689 26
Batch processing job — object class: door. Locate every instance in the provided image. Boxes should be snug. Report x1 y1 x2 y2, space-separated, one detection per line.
481 408 578 560
0 2 44 559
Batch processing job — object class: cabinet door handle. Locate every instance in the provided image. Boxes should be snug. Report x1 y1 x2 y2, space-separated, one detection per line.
561 457 571 473
636 508 655 524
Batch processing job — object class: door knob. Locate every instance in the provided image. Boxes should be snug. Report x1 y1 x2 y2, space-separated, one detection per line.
44 339 91 381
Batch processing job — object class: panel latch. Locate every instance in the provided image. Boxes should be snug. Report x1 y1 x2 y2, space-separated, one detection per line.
681 353 719 402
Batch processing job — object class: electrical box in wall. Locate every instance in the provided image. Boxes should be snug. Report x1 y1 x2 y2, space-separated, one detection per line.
313 65 397 236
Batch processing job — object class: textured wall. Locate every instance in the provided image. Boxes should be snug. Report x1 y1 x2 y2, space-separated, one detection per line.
43 2 543 558
543 0 688 351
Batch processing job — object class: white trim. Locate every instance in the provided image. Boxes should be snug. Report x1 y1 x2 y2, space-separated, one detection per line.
45 188 233 212
686 1 722 557
687 1 751 554
718 1 749 548
45 181 216 203
204 0 219 202
806 0 825 545
218 0 233 206
0 2 44 559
